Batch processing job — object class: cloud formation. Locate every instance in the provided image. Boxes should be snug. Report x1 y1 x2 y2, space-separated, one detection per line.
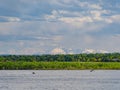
0 0 120 54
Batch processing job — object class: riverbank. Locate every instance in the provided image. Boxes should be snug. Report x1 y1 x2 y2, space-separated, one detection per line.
0 62 120 70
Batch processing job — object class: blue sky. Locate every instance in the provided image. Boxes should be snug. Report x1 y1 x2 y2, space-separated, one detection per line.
0 0 120 54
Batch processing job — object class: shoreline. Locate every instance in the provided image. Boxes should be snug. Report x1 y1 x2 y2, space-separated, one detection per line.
0 62 120 70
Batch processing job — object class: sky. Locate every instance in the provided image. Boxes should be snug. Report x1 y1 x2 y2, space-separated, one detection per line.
0 0 120 54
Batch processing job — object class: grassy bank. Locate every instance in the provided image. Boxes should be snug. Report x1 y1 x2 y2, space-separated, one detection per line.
0 62 120 70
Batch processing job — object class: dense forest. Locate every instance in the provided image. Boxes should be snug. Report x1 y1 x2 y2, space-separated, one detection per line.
0 53 120 70
0 53 120 62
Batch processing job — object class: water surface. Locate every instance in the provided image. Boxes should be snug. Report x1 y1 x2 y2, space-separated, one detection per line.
0 70 120 90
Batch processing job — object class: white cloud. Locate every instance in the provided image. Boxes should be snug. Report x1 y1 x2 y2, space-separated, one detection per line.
90 4 102 10
90 10 110 21
44 8 120 31
82 49 96 54
51 48 66 54
59 16 93 24
110 15 120 22
0 16 21 22
79 2 102 10
82 49 109 53
45 9 110 22
34 36 51 40
8 49 16 54
99 14 120 24
18 48 45 55
7 17 21 22
8 41 32 55
49 0 75 7
0 0 120 54
98 50 109 53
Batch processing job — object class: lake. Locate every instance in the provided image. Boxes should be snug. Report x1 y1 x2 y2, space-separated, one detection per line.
0 70 120 90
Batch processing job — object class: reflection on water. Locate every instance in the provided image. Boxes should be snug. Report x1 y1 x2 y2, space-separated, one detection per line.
0 70 120 90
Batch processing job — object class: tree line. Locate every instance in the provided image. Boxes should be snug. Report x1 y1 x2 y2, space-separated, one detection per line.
0 53 120 62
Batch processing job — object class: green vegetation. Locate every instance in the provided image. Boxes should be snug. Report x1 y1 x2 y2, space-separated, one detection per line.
0 53 120 62
0 53 120 70
0 62 120 70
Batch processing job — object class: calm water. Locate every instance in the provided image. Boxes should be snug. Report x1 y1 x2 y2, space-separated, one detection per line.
0 70 120 90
